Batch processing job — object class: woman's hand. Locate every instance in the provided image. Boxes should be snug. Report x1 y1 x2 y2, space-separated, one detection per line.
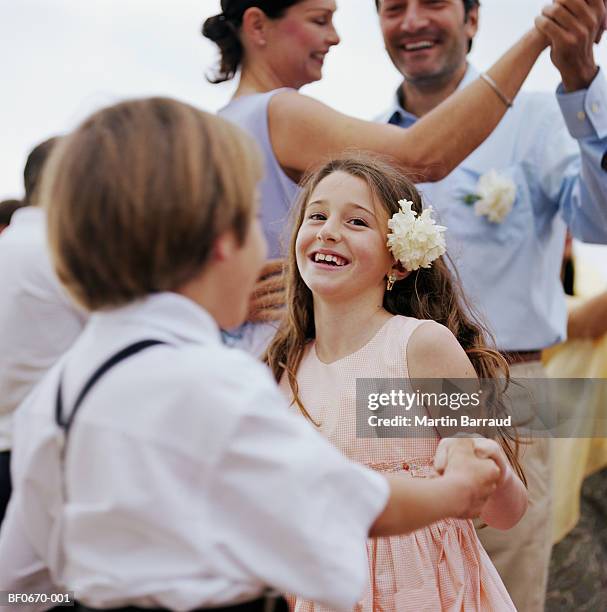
247 258 286 324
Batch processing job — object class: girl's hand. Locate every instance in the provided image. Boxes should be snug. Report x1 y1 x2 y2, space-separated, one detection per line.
435 435 509 488
435 438 501 519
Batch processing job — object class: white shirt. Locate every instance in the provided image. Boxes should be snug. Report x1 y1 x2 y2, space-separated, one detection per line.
0 207 86 451
0 293 388 612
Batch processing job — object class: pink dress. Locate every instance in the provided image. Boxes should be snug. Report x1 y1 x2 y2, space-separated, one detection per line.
281 316 515 612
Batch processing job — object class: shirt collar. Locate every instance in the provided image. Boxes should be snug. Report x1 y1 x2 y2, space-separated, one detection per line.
385 64 480 125
90 292 223 347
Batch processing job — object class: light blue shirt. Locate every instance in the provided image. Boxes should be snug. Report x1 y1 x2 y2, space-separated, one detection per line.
378 66 607 350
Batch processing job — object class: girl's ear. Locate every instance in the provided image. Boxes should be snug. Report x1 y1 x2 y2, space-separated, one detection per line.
388 260 410 282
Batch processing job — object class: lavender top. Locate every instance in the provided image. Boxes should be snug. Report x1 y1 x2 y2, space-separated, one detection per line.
219 89 300 259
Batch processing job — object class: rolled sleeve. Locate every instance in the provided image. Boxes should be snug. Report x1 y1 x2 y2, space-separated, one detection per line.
210 367 389 611
557 69 607 140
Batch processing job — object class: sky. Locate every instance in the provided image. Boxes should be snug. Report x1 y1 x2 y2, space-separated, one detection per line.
2 0 606 276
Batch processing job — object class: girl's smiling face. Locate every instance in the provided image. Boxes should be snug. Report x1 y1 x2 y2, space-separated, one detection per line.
296 170 395 302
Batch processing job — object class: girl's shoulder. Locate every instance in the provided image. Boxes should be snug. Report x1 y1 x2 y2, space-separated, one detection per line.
385 314 434 341
405 320 476 379
380 315 435 371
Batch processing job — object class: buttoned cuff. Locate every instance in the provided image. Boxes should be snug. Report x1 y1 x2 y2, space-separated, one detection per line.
557 68 607 140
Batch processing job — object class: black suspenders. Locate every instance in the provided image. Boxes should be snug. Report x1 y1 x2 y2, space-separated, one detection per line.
55 340 167 434
52 339 290 612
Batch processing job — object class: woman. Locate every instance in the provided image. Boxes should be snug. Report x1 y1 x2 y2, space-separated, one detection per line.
203 0 547 351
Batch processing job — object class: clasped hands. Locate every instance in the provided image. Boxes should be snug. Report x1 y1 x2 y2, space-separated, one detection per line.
433 436 511 520
536 0 607 91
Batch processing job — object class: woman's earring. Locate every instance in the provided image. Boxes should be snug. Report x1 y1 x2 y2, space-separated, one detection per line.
386 274 397 291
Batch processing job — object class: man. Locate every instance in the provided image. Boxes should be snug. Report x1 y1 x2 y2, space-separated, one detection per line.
0 137 87 526
375 1 607 610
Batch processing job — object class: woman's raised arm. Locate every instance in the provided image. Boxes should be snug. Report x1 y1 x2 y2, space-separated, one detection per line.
270 28 547 182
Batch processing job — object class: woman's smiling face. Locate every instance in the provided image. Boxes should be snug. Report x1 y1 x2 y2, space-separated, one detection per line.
296 170 394 302
264 0 340 88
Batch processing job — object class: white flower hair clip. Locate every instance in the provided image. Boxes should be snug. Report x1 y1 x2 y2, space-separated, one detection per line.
387 199 447 280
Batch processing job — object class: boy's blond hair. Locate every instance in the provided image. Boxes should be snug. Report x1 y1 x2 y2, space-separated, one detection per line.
42 97 262 311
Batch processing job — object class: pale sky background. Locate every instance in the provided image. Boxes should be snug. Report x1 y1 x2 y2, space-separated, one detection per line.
2 0 606 276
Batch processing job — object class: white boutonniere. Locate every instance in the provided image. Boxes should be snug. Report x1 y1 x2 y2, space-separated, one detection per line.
463 170 516 224
387 199 447 271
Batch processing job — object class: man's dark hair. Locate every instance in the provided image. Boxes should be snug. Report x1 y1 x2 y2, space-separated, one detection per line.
23 137 59 204
0 199 26 227
375 0 479 11
463 0 480 14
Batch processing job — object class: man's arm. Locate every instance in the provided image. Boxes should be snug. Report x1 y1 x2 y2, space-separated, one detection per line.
535 0 607 243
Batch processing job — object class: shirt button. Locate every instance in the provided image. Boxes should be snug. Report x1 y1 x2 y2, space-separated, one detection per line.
592 102 600 114
577 111 587 121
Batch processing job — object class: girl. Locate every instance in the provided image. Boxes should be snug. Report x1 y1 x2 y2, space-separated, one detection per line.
202 0 548 353
266 153 528 611
0 100 503 612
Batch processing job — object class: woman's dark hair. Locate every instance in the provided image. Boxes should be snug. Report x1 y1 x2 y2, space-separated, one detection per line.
0 199 25 226
203 0 301 83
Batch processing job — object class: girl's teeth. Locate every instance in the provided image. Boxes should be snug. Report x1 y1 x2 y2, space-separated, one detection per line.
313 252 348 266
315 253 342 265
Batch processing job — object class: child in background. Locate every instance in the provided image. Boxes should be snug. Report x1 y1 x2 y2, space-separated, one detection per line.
266 154 528 612
0 100 503 612
0 137 86 529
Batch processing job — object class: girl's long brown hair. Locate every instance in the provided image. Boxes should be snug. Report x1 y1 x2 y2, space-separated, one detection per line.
265 153 525 484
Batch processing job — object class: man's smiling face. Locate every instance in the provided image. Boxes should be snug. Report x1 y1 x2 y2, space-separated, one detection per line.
378 0 478 85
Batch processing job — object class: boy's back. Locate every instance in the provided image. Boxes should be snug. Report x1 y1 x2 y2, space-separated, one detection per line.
1 292 388 610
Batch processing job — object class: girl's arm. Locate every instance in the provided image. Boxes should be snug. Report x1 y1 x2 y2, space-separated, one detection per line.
269 28 547 182
407 322 528 530
474 438 528 529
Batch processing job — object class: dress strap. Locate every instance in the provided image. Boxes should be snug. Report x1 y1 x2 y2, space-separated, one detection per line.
55 340 167 435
